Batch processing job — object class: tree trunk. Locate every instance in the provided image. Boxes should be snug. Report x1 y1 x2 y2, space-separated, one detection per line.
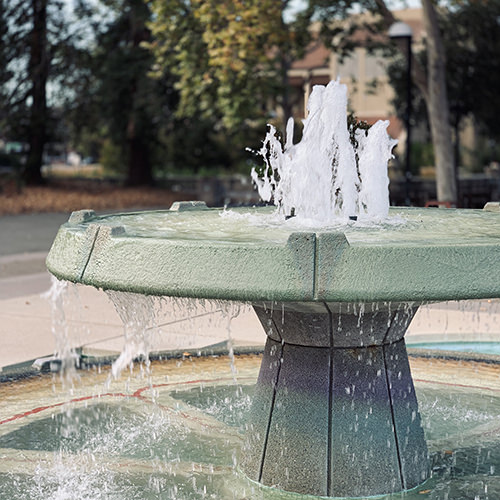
124 0 153 186
126 116 153 186
24 0 48 185
421 0 456 204
126 135 153 186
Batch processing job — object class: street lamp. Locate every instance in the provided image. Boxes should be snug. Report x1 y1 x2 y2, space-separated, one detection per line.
389 21 413 206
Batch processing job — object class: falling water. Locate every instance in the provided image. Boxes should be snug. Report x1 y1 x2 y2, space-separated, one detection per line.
42 276 91 385
251 79 396 222
100 291 246 380
106 291 157 379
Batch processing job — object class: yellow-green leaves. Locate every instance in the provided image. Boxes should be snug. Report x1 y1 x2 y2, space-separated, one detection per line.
147 0 288 130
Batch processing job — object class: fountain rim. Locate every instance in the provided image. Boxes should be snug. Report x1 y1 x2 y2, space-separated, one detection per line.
45 202 500 303
4 338 500 383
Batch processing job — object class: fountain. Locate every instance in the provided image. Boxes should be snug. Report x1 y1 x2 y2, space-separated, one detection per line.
43 80 500 498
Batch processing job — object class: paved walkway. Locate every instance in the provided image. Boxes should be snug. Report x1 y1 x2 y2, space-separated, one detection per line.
1 211 500 376
0 212 266 375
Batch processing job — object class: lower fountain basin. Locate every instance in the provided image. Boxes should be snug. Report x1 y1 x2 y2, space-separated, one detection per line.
1 354 500 499
410 341 500 356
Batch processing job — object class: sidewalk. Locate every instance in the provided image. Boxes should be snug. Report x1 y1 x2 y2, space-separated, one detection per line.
1 211 500 377
0 212 266 375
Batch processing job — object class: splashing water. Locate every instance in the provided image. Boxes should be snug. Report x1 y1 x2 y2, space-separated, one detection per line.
251 79 397 223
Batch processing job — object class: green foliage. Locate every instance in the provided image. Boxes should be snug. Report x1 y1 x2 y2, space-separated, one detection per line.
468 137 500 174
386 55 428 129
147 0 308 131
99 138 126 175
347 112 371 148
303 0 392 61
0 150 21 168
444 0 500 138
160 119 228 174
0 0 95 184
68 0 175 185
156 114 267 175
143 0 324 175
411 142 434 174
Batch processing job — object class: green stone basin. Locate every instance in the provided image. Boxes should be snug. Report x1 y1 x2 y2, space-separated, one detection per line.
46 203 500 303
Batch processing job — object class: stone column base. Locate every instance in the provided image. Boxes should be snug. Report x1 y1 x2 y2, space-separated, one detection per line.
241 303 429 497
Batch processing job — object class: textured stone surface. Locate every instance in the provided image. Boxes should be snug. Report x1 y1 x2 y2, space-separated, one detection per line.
252 306 282 342
253 303 331 347
245 307 430 497
252 302 416 348
241 338 283 481
46 223 100 283
68 209 96 224
48 218 317 302
261 342 330 495
484 202 500 212
328 302 414 347
47 206 500 302
170 201 208 212
329 346 402 496
384 304 418 344
384 339 430 489
316 243 500 302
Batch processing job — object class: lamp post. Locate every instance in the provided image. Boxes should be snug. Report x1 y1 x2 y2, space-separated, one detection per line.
389 21 413 206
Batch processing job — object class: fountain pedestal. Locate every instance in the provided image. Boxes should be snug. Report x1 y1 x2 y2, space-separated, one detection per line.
243 302 429 497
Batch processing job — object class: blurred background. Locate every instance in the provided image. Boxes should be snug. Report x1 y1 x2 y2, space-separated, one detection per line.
0 0 499 214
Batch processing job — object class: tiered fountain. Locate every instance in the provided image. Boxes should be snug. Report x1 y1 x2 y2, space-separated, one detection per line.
46 80 500 497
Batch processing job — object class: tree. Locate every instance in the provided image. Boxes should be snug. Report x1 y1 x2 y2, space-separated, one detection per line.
445 0 500 139
0 0 85 185
0 0 15 128
421 0 456 203
372 0 456 203
149 0 272 129
24 0 49 185
96 0 158 185
65 0 174 185
147 0 312 136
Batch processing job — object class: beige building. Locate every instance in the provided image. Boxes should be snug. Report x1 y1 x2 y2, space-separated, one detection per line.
287 8 425 144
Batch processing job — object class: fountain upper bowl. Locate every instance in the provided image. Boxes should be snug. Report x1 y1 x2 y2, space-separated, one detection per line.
46 202 500 303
